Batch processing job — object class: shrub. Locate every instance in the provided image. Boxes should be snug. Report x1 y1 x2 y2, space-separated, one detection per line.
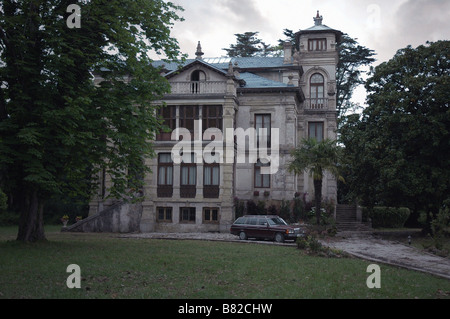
370 207 410 228
292 198 305 221
296 235 348 258
256 201 267 215
267 204 278 215
246 200 257 214
296 237 308 249
431 199 450 250
279 200 291 222
234 198 245 218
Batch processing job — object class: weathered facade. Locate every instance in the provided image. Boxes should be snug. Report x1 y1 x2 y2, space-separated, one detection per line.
88 12 342 233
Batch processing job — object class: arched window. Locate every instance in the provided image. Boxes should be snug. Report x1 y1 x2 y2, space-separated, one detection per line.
310 73 324 109
190 70 206 93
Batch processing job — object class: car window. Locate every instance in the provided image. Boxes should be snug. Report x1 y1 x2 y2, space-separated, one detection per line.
267 217 288 225
257 218 267 225
234 217 246 225
247 218 257 225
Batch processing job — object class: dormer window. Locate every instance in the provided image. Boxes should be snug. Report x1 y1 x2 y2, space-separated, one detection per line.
190 70 206 93
308 38 327 51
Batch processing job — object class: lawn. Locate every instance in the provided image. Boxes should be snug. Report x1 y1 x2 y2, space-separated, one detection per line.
0 226 449 299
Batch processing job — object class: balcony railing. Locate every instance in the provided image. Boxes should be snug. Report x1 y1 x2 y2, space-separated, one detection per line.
157 185 173 198
304 98 329 110
169 81 227 95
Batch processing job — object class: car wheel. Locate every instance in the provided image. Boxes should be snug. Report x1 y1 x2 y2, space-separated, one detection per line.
274 233 284 243
239 231 247 240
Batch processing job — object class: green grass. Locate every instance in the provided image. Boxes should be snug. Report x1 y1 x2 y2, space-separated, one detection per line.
0 226 449 299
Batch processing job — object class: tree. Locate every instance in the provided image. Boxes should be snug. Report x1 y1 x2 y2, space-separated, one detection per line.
288 139 343 224
0 0 185 242
339 41 450 230
335 34 376 119
223 31 279 57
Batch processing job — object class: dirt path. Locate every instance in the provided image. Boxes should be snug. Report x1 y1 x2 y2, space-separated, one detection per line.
321 232 450 280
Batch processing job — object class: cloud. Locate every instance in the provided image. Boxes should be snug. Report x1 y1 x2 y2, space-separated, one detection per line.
171 0 272 58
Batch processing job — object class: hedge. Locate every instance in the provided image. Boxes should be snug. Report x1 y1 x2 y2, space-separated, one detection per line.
369 207 410 228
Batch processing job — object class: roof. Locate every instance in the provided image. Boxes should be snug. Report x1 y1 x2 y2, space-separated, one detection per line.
294 11 343 41
152 56 289 74
164 58 228 79
153 56 295 90
238 72 289 89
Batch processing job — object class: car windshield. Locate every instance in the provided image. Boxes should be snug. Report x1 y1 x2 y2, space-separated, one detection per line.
267 217 288 226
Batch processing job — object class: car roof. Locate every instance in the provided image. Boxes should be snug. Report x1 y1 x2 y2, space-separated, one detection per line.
242 215 280 218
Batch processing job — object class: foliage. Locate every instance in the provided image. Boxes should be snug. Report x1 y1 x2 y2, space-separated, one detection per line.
369 207 411 228
335 34 376 119
431 199 450 250
223 32 280 57
296 235 345 257
279 199 291 222
0 189 6 213
234 197 245 218
0 0 185 242
288 138 343 224
339 41 450 230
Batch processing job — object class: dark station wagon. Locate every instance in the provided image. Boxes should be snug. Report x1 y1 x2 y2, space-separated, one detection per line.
230 215 305 243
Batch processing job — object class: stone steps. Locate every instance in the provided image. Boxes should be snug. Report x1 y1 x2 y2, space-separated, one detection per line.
335 204 372 232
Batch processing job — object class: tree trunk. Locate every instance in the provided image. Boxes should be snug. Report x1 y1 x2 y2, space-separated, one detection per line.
17 190 46 242
313 178 323 225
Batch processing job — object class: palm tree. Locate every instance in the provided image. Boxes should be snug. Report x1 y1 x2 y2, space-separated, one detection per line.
288 138 343 224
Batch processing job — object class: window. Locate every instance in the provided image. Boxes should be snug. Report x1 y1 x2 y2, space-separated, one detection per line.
180 153 196 198
310 73 324 109
202 105 223 133
180 207 196 223
157 153 173 197
255 160 270 188
157 207 172 222
204 164 219 186
308 38 327 51
157 105 176 140
255 114 271 147
191 70 206 93
203 208 219 223
309 122 324 142
204 163 219 198
179 105 199 134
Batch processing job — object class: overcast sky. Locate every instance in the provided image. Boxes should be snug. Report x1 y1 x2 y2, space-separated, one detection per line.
167 0 450 106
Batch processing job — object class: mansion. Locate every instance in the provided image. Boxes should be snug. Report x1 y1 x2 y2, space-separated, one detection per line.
88 12 343 233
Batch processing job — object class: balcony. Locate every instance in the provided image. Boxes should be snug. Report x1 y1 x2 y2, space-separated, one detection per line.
168 81 227 95
157 185 173 198
304 98 329 110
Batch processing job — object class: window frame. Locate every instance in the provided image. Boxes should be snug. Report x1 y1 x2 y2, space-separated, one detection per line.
179 105 199 134
202 105 223 134
180 207 196 223
203 207 219 224
157 207 173 223
254 160 271 188
308 122 324 142
310 73 325 108
255 114 271 148
157 105 176 141
308 38 327 51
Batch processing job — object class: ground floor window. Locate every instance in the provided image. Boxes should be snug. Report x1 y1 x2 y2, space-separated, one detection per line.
203 207 219 223
180 207 196 223
157 207 172 222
